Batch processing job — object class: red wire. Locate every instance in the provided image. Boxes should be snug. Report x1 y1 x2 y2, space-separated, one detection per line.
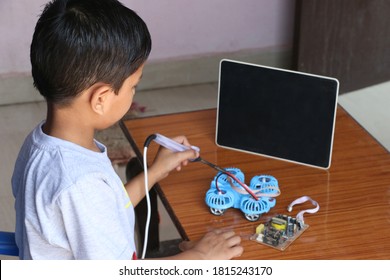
215 173 222 193
226 171 259 200
215 171 259 201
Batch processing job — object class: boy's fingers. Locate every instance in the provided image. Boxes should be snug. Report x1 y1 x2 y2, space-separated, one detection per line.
179 240 196 251
176 149 197 162
221 230 236 239
215 230 243 259
172 135 191 146
229 245 244 258
226 234 242 248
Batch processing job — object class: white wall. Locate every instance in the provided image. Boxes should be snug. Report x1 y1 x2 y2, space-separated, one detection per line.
0 0 44 75
0 0 295 75
128 0 295 61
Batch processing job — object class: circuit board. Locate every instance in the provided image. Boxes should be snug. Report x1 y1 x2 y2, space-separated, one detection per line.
250 214 309 251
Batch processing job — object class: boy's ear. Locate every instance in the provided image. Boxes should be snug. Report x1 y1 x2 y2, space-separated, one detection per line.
89 83 113 115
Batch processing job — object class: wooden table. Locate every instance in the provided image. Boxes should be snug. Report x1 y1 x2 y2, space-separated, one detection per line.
121 107 390 259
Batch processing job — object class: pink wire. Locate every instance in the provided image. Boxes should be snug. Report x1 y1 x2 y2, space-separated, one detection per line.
215 171 259 201
226 171 259 201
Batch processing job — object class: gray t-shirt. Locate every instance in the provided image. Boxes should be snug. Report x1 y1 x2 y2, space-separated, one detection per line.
12 122 136 259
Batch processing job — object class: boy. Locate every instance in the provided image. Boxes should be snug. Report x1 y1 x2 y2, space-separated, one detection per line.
12 0 243 260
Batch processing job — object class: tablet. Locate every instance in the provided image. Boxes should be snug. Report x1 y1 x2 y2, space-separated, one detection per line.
216 59 339 169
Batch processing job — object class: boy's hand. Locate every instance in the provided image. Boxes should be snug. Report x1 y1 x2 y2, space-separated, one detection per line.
149 135 199 181
180 230 243 260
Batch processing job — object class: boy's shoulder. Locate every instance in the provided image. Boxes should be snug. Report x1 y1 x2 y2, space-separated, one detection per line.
14 122 113 190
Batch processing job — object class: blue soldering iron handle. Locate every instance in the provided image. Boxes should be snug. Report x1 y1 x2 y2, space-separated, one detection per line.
153 133 200 153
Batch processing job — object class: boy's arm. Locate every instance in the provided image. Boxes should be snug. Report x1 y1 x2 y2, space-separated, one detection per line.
124 146 197 206
123 171 150 206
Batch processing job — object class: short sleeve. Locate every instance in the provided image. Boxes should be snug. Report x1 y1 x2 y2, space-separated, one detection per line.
57 174 134 259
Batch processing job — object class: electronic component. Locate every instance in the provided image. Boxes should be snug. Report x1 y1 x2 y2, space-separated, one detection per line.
251 214 309 251
250 196 319 251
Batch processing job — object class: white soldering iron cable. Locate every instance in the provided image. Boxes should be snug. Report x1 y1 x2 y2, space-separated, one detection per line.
141 146 151 260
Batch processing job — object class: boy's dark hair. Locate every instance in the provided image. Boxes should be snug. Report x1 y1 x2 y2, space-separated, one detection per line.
31 0 152 105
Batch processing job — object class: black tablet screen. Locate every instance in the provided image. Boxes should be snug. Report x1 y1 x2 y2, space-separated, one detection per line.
216 60 339 169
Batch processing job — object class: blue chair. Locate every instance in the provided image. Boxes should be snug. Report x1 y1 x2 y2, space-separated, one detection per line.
0 231 19 256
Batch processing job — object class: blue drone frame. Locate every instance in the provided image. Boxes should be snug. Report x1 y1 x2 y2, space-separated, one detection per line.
205 168 279 221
